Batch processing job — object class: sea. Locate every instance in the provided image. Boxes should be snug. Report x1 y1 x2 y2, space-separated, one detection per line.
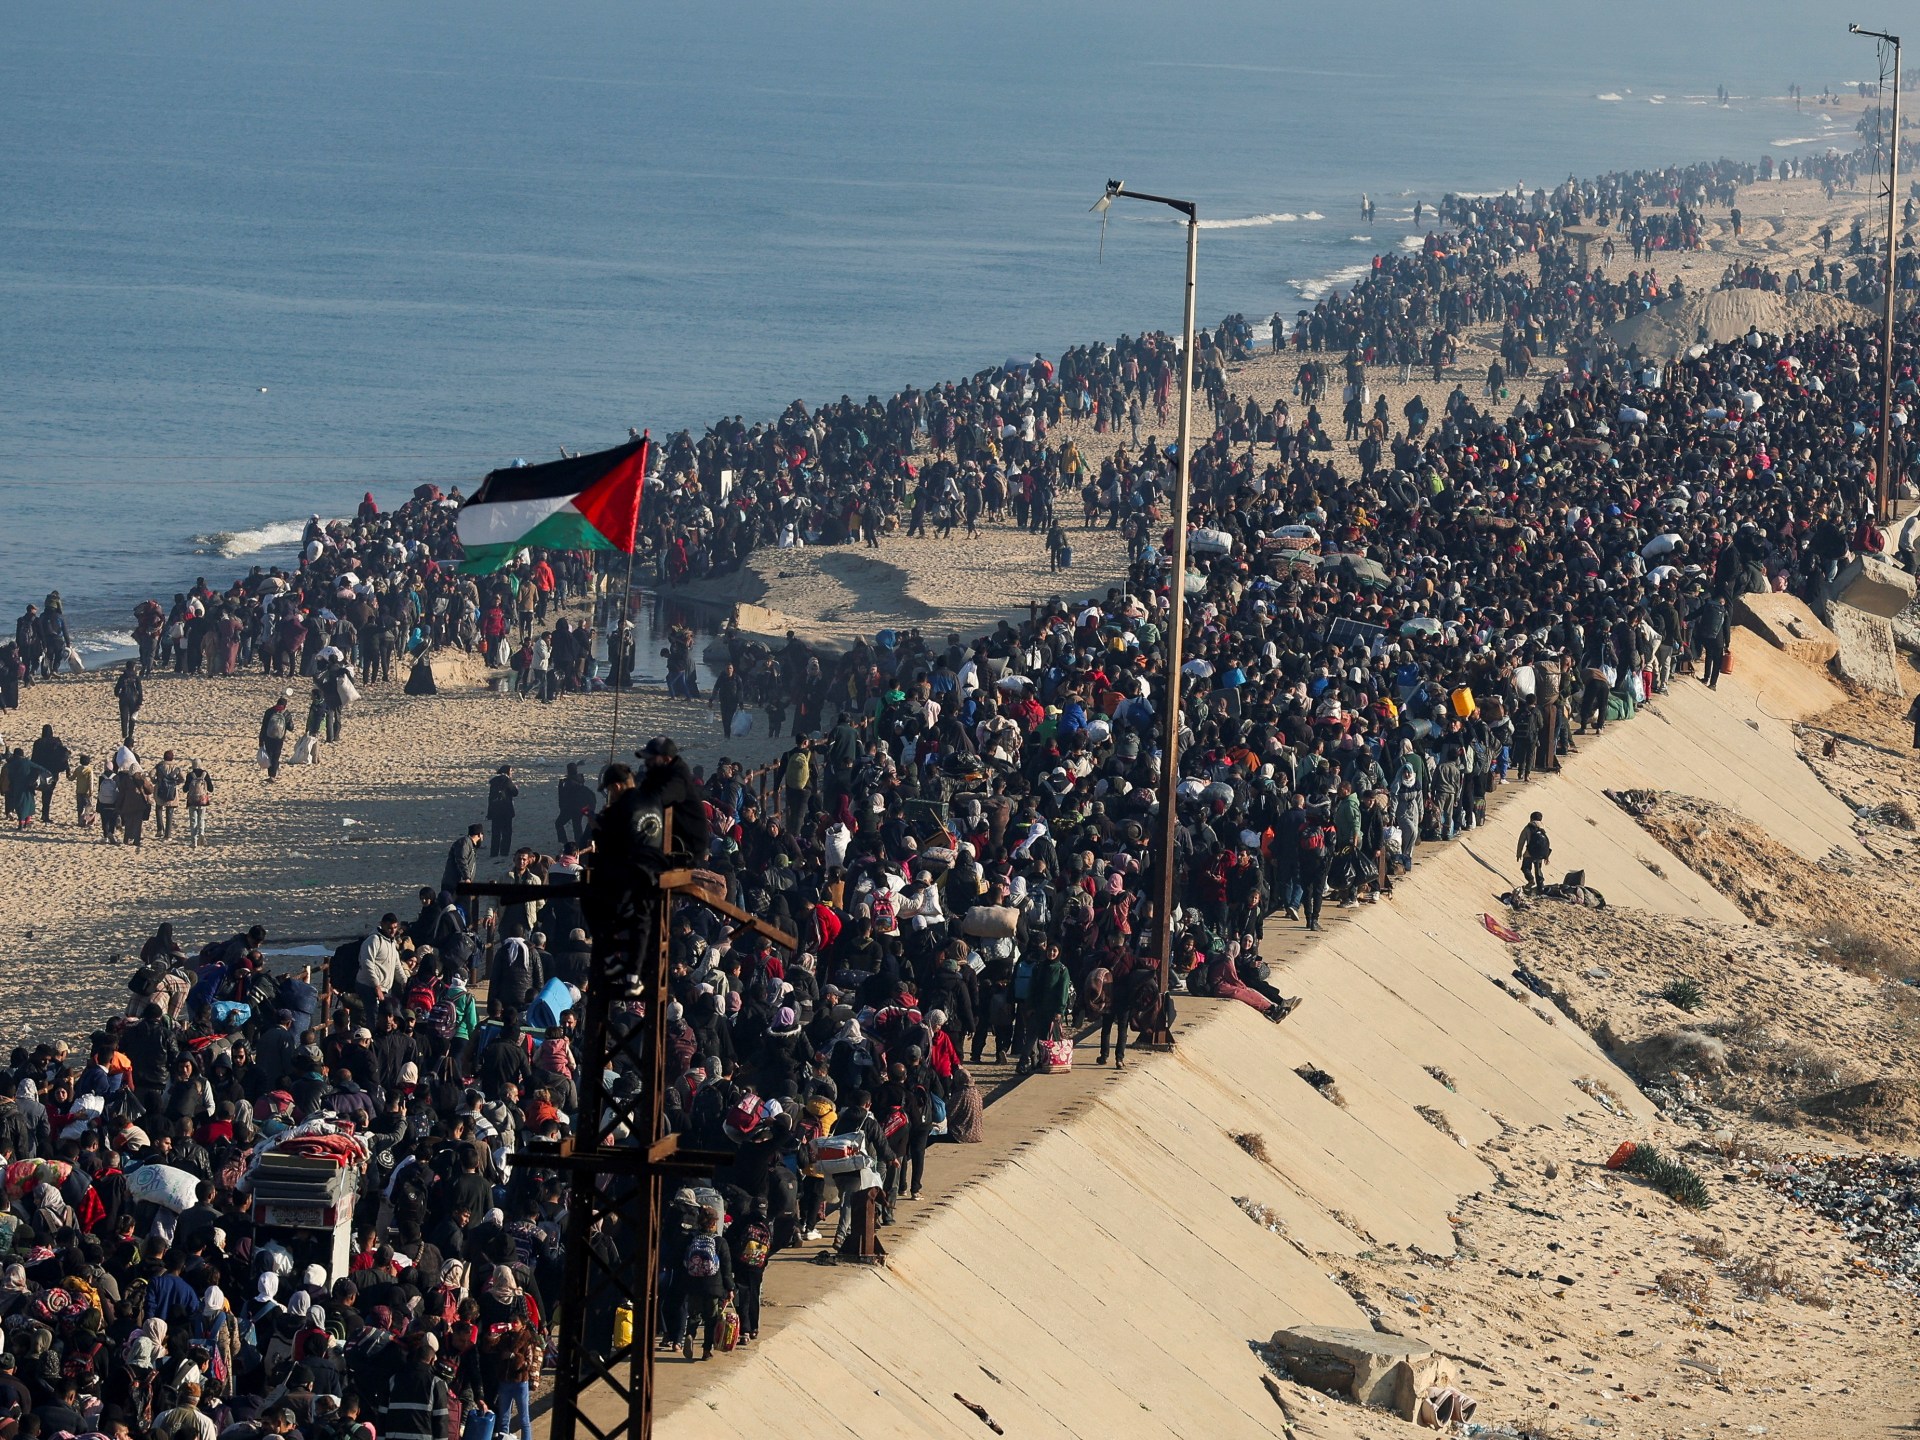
0 0 1868 656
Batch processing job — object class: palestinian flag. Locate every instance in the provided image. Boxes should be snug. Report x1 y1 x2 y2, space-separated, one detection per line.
456 435 649 574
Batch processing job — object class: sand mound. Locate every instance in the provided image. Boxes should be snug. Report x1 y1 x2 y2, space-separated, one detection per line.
1800 1076 1920 1141
1610 288 1871 361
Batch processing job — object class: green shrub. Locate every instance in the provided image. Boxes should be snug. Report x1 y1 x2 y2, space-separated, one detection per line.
1662 977 1705 1012
1622 1143 1712 1210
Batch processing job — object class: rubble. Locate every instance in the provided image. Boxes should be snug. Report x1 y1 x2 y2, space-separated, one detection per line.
1760 1154 1920 1291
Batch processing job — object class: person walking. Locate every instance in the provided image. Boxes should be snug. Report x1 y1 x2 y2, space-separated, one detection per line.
1517 811 1552 894
258 691 293 780
1018 943 1072 1074
29 724 68 824
114 662 144 746
442 824 484 896
713 663 743 739
119 766 154 850
183 759 214 847
152 750 184 840
672 1210 734 1361
487 766 519 859
1297 804 1332 931
3 748 48 830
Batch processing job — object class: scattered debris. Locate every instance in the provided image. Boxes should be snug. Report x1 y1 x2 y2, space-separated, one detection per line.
1653 1266 1715 1311
1296 1065 1345 1107
952 1394 1004 1435
1234 1196 1288 1234
1231 1130 1272 1164
1760 1153 1920 1291
1425 1066 1458 1093
1416 1105 1463 1144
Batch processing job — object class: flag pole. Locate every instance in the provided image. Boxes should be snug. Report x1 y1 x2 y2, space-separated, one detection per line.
608 432 649 767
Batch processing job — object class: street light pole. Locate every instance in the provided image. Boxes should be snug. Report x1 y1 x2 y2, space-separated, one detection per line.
1092 179 1199 1035
1853 23 1903 521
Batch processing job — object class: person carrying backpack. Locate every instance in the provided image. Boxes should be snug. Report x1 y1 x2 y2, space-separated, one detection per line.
182 759 215 847
1296 806 1333 932
724 1198 773 1344
1517 811 1552 894
671 1212 733 1361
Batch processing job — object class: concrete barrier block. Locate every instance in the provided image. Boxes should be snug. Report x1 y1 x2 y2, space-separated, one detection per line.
1832 553 1917 619
1825 603 1905 695
1731 592 1839 665
1269 1326 1451 1411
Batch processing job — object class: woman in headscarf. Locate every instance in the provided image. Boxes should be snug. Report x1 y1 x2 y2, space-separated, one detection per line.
944 1066 985 1144
476 1264 526 1329
248 1272 284 1350
118 1317 168 1427
0 1262 32 1321
427 1259 467 1329
191 1284 236 1398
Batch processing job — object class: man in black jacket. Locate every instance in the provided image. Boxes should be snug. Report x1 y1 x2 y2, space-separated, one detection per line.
28 726 67 825
486 766 519 859
635 736 709 858
380 1333 449 1440
440 826 483 896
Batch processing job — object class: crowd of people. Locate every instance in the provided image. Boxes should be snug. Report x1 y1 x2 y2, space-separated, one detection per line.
0 139 1913 1440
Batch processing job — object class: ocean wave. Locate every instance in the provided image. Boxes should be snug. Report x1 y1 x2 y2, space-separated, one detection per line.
1400 235 1426 251
1595 92 1623 102
191 519 312 558
1349 235 1372 242
1290 263 1372 302
70 629 134 656
1771 136 1827 147
1195 212 1298 229
1302 210 1326 220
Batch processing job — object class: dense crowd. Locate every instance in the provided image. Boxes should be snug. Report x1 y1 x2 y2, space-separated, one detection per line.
0 141 1913 1440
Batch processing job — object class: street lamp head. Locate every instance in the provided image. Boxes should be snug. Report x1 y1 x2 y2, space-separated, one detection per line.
1090 180 1123 214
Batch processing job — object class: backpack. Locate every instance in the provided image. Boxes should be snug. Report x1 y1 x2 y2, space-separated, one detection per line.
1082 966 1113 1018
683 1234 721 1279
62 1335 101 1384
129 961 165 997
263 709 289 741
404 980 438 1016
722 1092 764 1142
737 1222 771 1271
1298 825 1327 858
428 995 459 1041
1023 885 1052 931
1011 958 1036 1003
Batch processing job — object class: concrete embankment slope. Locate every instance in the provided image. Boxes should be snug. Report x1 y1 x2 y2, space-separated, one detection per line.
658 634 1856 1440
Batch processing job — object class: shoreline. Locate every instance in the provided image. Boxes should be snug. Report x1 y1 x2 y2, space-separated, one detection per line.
14 94 1862 656
0 154 1882 1044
